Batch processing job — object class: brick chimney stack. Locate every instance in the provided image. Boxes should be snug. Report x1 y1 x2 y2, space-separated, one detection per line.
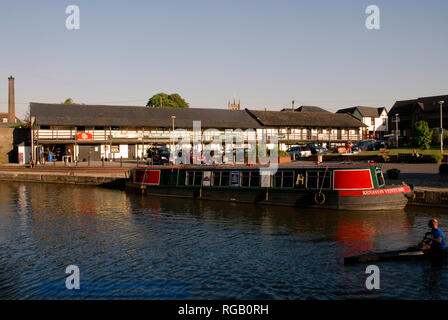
8 76 15 123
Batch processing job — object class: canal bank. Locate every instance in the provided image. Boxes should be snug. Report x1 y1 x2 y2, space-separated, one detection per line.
0 165 130 188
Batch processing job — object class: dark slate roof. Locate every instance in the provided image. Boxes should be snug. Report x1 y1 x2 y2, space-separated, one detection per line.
390 95 448 116
247 110 366 128
281 106 330 112
337 106 385 118
30 103 262 129
295 106 330 113
389 99 418 116
415 95 448 112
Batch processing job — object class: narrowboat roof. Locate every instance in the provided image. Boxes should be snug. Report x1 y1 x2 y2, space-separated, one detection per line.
135 162 380 170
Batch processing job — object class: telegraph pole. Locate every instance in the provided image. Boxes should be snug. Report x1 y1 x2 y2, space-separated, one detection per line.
439 101 445 154
395 113 399 148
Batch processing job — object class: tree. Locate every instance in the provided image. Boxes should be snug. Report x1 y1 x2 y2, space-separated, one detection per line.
430 127 448 145
412 121 432 150
61 98 84 105
62 98 75 104
146 93 189 108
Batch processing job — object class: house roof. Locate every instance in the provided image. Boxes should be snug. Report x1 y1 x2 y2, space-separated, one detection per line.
29 103 262 129
295 106 330 113
336 106 386 118
390 95 448 116
247 110 366 128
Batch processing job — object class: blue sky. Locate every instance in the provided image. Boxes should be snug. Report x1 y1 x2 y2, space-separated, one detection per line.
1 0 447 118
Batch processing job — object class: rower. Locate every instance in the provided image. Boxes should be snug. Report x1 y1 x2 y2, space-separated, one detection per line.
418 218 446 253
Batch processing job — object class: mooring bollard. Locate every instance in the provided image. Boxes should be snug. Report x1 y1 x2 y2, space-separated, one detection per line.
120 156 123 167
102 158 104 168
137 157 139 168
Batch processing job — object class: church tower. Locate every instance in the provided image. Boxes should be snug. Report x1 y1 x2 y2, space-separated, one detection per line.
228 98 241 110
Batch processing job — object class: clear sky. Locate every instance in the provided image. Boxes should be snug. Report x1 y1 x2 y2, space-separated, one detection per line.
1 0 447 119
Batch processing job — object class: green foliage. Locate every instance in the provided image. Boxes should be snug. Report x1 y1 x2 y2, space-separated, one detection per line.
146 93 189 108
8 123 30 128
431 153 443 163
430 127 448 145
412 121 431 150
381 154 390 162
62 98 74 104
61 98 84 105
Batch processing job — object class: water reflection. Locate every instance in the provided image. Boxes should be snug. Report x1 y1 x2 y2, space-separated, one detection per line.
0 182 447 299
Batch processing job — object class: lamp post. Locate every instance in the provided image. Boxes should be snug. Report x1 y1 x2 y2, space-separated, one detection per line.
439 101 445 154
395 113 399 148
171 116 176 161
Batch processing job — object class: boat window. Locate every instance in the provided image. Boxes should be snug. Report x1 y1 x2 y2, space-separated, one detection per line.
376 169 385 186
282 171 294 188
320 171 331 189
274 172 282 188
307 170 331 189
307 171 318 189
241 171 250 187
186 171 203 186
213 172 221 186
274 171 294 188
187 171 194 186
250 171 260 187
221 171 230 186
194 171 203 186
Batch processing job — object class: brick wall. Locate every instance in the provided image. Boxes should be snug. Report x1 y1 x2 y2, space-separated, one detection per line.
0 128 30 163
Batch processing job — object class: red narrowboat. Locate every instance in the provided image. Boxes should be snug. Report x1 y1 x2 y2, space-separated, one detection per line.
126 163 412 211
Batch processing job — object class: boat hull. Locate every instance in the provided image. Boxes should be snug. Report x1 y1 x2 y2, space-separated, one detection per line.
125 182 410 211
344 247 448 264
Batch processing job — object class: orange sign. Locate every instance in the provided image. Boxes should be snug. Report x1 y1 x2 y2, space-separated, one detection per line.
77 132 93 141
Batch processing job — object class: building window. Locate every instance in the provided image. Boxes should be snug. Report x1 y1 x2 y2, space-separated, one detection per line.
371 118 375 126
2 118 7 123
76 126 85 131
40 125 50 129
382 118 387 125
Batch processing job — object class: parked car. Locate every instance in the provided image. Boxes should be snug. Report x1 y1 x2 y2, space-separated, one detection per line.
352 140 377 152
375 138 388 149
306 144 328 155
146 143 170 165
386 136 412 148
287 145 312 160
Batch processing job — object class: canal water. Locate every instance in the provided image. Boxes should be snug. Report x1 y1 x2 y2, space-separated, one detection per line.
1 182 447 299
